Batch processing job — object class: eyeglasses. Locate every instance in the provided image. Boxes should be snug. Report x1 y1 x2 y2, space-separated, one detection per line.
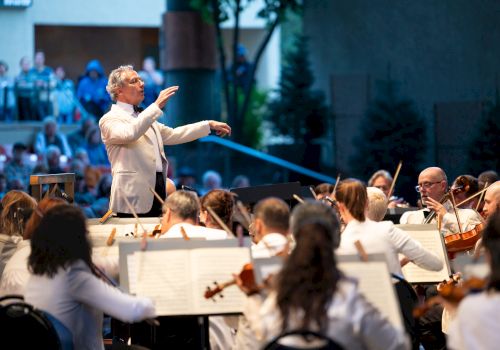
126 77 144 85
415 181 443 193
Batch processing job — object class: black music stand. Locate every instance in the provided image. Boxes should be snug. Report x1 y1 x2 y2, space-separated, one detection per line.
230 182 302 208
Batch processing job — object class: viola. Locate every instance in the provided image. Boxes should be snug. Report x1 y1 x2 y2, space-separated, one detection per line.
413 274 487 318
445 223 484 253
204 263 257 299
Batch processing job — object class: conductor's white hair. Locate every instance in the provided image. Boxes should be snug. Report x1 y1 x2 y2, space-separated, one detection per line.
106 65 134 101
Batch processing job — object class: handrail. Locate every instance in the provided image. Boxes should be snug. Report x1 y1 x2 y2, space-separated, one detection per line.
198 136 336 183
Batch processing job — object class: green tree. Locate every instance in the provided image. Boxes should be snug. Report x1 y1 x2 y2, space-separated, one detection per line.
350 79 427 203
267 34 328 145
467 101 500 174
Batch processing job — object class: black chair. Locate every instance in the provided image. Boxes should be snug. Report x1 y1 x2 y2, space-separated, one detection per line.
263 330 344 350
0 295 73 350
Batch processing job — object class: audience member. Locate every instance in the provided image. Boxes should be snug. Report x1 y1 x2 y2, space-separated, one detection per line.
30 51 56 120
231 174 250 189
201 170 222 195
45 145 64 174
14 56 36 120
34 115 72 158
85 126 109 166
3 142 31 191
76 59 110 118
0 174 6 200
175 166 198 192
0 60 16 121
53 65 77 123
138 57 164 107
67 115 96 152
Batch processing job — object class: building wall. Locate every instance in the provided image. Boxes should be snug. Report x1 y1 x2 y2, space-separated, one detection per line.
304 0 500 173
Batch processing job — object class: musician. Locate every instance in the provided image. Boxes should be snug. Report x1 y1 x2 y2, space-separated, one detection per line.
336 179 443 276
366 186 389 222
100 65 231 217
368 169 404 208
483 181 500 218
200 189 235 229
451 175 479 209
236 201 409 349
313 182 334 200
25 205 156 350
447 211 500 349
400 167 483 237
160 190 229 239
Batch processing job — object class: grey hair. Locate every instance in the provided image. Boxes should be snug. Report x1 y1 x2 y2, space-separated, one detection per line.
46 145 61 158
290 200 340 248
163 190 200 222
366 187 388 222
368 170 393 187
106 65 134 101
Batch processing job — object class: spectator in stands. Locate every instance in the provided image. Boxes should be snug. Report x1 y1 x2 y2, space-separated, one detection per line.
84 126 109 166
0 60 16 121
229 44 252 89
0 174 6 200
88 173 112 218
76 59 110 119
175 166 198 193
14 56 36 121
53 66 77 124
231 174 250 189
201 170 222 196
45 145 64 174
138 57 164 107
68 115 96 152
34 115 72 158
30 51 56 120
4 142 32 191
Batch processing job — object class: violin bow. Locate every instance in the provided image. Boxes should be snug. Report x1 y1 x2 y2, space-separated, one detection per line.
236 201 252 229
475 182 488 211
120 189 148 251
149 186 165 205
332 174 341 197
309 186 318 200
293 194 305 204
388 160 403 199
206 206 236 238
354 240 369 262
455 184 491 208
449 191 464 234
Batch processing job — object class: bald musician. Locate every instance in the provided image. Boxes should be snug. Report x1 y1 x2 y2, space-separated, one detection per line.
100 65 230 217
483 181 500 218
400 167 483 237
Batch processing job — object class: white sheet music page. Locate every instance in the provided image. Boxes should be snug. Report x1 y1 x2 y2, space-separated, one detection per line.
339 260 403 329
398 226 449 283
131 250 193 315
192 247 251 314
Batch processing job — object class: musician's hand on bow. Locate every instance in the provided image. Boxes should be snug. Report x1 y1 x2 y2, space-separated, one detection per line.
155 86 179 109
209 121 231 137
425 196 447 220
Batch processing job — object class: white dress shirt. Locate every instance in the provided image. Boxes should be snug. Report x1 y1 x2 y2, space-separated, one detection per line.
447 291 500 350
251 233 289 259
25 260 155 350
0 239 31 296
337 219 443 276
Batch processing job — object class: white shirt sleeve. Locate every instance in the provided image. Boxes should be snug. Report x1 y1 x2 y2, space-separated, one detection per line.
67 263 155 323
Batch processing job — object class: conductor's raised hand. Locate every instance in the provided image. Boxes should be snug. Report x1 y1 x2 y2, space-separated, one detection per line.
208 121 232 137
155 86 179 109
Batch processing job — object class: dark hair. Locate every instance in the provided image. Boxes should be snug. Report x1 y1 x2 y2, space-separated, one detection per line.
453 175 478 198
335 179 367 222
28 205 92 278
253 197 290 232
315 183 334 196
23 197 67 240
482 211 500 291
276 217 341 332
200 189 235 229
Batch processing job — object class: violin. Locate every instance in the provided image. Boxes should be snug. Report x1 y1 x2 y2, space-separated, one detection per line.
204 263 257 299
423 185 467 224
445 223 484 253
413 274 487 318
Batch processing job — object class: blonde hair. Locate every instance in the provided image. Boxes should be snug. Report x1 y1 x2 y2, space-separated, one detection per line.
366 187 388 222
1 190 37 237
106 65 134 101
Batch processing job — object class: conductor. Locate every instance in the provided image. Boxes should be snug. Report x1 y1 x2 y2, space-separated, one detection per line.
99 65 230 217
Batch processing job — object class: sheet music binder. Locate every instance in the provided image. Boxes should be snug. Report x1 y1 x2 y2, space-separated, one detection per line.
119 238 252 316
396 224 451 283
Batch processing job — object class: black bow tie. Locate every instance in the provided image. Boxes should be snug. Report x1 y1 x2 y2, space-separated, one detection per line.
133 105 144 113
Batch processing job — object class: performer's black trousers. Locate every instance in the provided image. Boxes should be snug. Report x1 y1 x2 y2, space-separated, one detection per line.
116 172 166 218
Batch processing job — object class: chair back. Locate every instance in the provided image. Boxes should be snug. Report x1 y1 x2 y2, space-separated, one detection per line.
0 295 73 350
263 329 344 350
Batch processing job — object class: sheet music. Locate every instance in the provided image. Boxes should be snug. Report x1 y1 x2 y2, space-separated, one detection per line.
125 246 250 316
192 247 250 314
397 225 450 283
339 260 403 329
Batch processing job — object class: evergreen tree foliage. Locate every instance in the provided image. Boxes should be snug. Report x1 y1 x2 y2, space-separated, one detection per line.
350 81 427 203
267 35 328 143
467 101 500 174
